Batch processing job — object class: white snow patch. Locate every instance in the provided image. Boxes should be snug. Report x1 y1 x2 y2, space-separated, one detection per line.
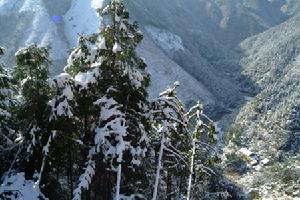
239 148 253 157
0 173 48 200
64 0 99 46
19 0 43 13
261 158 270 165
74 68 100 89
145 26 184 52
98 37 107 50
113 42 122 53
91 0 105 10
63 86 74 100
49 73 73 88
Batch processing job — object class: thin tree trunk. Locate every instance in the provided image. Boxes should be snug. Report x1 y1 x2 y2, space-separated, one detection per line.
152 133 165 200
83 113 91 200
187 139 196 200
68 136 73 199
115 163 122 200
167 170 172 200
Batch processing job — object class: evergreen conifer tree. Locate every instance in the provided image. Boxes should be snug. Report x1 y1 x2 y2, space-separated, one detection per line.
13 44 52 181
0 46 18 175
42 73 78 199
64 1 151 199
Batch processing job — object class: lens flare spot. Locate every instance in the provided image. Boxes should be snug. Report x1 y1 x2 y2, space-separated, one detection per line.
52 15 62 24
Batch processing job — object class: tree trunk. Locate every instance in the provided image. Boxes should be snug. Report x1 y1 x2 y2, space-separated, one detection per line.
68 137 73 199
167 170 172 200
152 133 165 200
115 163 122 200
187 139 196 200
90 166 114 200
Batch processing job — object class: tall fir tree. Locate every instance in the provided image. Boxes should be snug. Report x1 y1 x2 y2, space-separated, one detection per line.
63 0 151 199
42 72 79 199
13 44 52 181
0 46 18 175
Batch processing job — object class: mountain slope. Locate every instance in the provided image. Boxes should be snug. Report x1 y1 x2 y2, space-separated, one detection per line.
0 0 70 73
126 0 289 115
0 0 291 116
224 12 300 199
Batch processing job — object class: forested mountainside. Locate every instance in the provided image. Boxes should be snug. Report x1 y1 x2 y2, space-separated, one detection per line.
224 11 300 199
0 0 299 199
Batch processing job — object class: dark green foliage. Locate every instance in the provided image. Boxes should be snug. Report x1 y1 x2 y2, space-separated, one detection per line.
224 153 248 175
0 46 18 175
64 1 152 198
13 44 52 180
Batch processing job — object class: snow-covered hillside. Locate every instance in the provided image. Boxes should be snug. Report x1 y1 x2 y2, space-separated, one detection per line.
0 0 70 74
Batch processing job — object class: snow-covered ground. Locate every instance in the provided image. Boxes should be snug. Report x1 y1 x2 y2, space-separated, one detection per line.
0 173 47 200
21 1 68 60
138 32 215 106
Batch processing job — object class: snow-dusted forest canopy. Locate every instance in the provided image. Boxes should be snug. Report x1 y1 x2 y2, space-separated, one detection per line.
0 0 299 199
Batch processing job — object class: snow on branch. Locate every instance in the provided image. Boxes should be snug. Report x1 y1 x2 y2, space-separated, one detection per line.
73 148 96 200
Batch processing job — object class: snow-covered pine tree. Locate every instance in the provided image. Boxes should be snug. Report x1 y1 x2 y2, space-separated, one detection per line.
95 1 151 198
150 82 191 200
41 72 79 199
13 44 52 181
0 46 18 175
63 33 104 200
65 1 151 199
49 73 76 122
